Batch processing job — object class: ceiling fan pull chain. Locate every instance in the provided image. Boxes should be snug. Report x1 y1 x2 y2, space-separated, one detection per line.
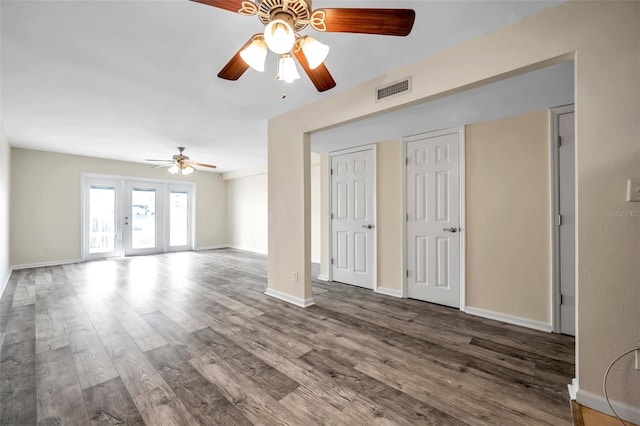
280 80 287 99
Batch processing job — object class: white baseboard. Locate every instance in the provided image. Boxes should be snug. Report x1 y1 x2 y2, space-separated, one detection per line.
464 306 553 332
265 288 315 308
375 287 404 298
195 245 229 251
228 245 268 256
11 258 81 271
317 274 330 282
577 387 640 425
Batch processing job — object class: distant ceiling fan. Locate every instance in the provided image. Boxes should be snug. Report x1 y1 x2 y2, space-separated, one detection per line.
190 0 416 92
145 147 217 175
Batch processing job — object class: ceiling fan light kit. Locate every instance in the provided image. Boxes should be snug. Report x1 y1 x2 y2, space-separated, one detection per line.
239 36 268 71
192 0 415 93
169 164 195 175
264 15 296 54
277 53 301 83
298 36 329 69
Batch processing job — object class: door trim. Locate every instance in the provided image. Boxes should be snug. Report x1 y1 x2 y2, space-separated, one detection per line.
327 144 377 291
550 104 575 333
402 127 466 309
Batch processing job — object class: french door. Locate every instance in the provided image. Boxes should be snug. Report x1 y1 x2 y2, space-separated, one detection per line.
123 182 162 256
83 175 194 260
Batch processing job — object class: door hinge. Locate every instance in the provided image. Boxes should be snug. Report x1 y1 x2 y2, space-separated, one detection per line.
331 258 334 265
330 168 333 175
560 294 564 305
331 213 334 220
406 157 409 165
406 213 409 221
558 136 562 147
558 214 563 226
406 269 409 278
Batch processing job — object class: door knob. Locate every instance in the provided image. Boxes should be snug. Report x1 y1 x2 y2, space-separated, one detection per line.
362 224 375 229
443 227 458 233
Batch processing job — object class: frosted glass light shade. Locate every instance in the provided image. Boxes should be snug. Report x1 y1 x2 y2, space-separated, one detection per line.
168 165 180 174
181 165 195 175
264 19 295 54
299 36 329 69
276 54 300 84
240 38 267 72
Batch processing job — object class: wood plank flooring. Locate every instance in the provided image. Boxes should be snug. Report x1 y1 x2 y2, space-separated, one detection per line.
0 249 575 425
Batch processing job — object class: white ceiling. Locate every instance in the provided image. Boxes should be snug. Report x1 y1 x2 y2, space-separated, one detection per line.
1 0 562 172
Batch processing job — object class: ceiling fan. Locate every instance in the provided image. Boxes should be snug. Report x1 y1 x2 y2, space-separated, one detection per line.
145 147 217 175
190 0 416 92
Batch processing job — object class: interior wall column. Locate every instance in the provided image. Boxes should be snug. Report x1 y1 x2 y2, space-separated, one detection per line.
266 123 313 307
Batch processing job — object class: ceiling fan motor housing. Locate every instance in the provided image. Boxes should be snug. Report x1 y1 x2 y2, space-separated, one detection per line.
257 0 311 31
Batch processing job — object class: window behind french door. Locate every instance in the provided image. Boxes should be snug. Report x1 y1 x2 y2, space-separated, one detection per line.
83 175 195 261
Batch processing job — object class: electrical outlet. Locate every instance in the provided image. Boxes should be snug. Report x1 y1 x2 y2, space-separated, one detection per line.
627 178 640 202
292 272 298 282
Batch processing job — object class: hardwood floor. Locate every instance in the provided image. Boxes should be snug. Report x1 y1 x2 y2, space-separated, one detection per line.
0 249 575 425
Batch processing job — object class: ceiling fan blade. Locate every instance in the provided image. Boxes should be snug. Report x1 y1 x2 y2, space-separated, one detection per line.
217 34 261 81
191 161 218 169
152 163 174 169
145 159 173 162
189 0 245 13
292 48 336 92
312 9 415 36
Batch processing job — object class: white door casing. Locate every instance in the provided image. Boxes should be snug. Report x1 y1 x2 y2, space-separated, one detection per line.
405 128 463 308
331 147 376 289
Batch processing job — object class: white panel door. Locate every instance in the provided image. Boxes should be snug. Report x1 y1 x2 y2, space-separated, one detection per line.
558 111 575 336
406 130 461 307
331 148 375 289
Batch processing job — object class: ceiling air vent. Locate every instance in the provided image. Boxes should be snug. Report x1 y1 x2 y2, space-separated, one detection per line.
376 77 411 102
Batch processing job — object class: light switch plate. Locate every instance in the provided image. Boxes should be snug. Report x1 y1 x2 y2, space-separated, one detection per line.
628 178 640 202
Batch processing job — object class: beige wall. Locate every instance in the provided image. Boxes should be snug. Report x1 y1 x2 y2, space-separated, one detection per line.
310 159 321 263
10 148 227 267
0 123 10 293
225 155 321 260
466 110 551 323
376 140 403 292
319 154 330 278
226 172 268 254
268 1 639 412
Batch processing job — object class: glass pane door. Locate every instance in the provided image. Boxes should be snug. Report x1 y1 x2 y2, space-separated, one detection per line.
131 189 157 249
124 183 163 256
88 186 117 254
84 178 122 260
169 191 189 247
